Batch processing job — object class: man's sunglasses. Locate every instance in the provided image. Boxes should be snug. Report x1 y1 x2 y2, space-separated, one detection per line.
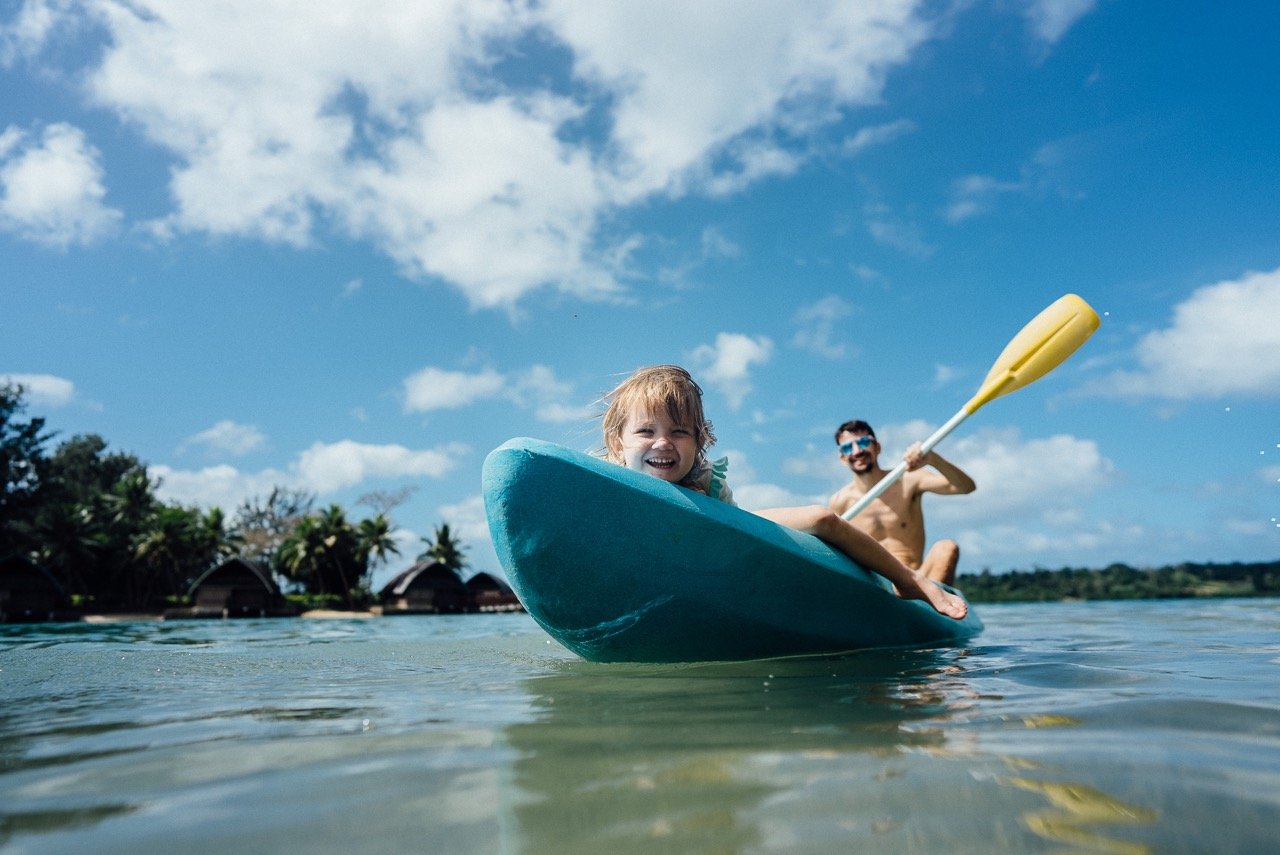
838 436 876 456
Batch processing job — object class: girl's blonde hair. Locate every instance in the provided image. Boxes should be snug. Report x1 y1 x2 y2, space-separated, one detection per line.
601 364 716 466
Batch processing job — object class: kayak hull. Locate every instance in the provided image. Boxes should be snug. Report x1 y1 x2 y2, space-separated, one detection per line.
482 437 982 663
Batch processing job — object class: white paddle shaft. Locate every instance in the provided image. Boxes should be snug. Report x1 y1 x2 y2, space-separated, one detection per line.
839 408 970 521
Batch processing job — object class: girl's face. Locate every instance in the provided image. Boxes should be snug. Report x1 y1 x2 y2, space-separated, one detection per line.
611 407 698 484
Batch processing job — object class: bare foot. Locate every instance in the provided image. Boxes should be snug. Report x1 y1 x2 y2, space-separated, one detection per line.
896 571 968 620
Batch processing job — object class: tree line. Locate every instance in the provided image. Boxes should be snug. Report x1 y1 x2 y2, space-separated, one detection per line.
959 560 1280 603
1 384 466 611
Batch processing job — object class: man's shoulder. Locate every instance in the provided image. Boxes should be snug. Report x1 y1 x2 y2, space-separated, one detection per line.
828 482 863 512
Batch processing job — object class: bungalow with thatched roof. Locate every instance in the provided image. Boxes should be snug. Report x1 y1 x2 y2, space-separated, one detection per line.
175 557 295 619
379 561 468 614
465 571 523 612
0 555 75 622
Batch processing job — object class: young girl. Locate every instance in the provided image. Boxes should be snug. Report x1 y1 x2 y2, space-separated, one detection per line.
601 364 968 620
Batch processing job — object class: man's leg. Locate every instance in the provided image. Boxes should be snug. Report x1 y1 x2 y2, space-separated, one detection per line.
921 540 961 587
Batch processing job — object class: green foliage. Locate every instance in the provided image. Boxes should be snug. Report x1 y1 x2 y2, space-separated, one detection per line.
1 386 413 613
417 522 468 576
960 560 1280 603
1 383 53 556
277 506 400 606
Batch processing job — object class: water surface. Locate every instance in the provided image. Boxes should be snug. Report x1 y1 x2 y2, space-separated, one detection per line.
2 599 1278 853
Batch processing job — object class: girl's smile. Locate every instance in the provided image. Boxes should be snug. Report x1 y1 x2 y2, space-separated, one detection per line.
613 409 698 484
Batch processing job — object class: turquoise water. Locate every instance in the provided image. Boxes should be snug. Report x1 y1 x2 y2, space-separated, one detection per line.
2 599 1278 854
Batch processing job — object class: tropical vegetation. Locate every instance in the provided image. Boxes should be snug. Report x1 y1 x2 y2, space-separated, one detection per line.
960 560 1280 602
1 383 457 612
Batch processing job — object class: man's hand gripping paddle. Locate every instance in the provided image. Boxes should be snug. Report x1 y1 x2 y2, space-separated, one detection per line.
840 293 1101 521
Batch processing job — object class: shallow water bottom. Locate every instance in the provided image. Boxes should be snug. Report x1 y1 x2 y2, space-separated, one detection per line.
2 599 1279 853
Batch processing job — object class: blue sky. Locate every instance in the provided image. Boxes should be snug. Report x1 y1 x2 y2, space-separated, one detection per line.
3 0 1278 588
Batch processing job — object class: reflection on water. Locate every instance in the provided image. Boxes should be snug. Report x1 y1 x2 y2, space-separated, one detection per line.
506 648 987 852
2 602 1279 853
1008 776 1156 855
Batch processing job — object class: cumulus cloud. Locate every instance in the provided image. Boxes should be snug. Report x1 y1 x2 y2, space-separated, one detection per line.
295 439 465 494
1 372 75 407
403 367 507 413
178 420 267 457
943 428 1114 522
153 438 467 507
402 363 586 421
689 332 775 410
1085 267 1280 400
8 1 937 306
0 123 122 246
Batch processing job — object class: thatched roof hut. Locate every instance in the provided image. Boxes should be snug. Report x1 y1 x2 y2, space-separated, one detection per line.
179 557 294 618
379 561 468 614
0 555 74 622
465 571 523 612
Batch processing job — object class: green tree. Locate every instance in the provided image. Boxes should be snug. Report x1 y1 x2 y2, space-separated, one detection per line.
32 435 152 607
418 522 468 577
278 505 369 606
1 384 52 557
356 514 400 572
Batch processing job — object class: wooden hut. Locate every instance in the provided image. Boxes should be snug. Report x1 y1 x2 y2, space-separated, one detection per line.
0 555 74 622
465 571 523 612
379 561 468 614
180 557 294 618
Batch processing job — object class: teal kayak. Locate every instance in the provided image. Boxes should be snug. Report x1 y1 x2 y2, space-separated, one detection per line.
482 437 982 663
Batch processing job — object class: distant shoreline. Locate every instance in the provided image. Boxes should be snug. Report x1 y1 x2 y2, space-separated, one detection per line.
76 608 379 622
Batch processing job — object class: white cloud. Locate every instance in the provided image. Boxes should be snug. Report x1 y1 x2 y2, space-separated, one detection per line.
689 332 774 410
944 429 1113 522
1022 0 1096 44
0 123 122 246
842 118 916 156
509 365 594 423
792 294 854 360
402 363 586 421
1 372 75 407
14 1 935 307
178 420 267 457
945 173 1024 223
154 437 467 509
294 439 466 494
403 367 506 413
1086 267 1280 400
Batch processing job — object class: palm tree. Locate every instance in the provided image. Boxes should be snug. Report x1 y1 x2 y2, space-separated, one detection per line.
418 522 468 578
279 505 364 605
133 505 202 606
356 514 399 571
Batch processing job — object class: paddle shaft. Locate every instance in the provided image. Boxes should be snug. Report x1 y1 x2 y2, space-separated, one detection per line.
839 409 968 521
838 293 1100 522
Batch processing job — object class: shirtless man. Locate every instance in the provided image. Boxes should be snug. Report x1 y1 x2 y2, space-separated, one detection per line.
827 420 976 587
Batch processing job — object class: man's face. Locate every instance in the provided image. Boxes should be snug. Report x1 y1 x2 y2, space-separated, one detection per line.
837 431 878 473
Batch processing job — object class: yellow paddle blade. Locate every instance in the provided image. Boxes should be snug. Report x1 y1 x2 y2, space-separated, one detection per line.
964 293 1100 413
